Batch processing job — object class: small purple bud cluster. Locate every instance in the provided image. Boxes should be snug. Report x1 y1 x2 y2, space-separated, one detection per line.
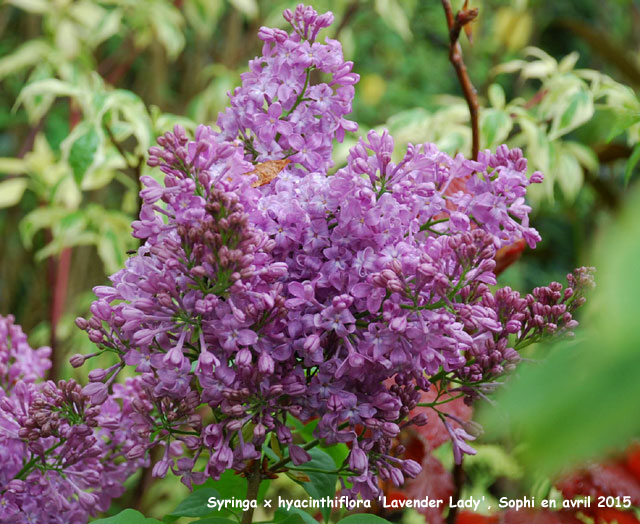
0 316 146 524
69 4 594 502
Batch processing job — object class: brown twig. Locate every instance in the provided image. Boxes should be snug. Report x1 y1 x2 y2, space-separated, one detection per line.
334 1 360 40
441 0 480 160
131 446 162 512
241 459 262 524
447 461 466 524
46 247 71 381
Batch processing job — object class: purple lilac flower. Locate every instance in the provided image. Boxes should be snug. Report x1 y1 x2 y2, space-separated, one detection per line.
0 316 146 523
74 4 594 501
0 315 51 393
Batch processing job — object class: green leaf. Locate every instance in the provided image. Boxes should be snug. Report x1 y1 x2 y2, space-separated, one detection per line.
229 0 258 19
0 40 50 79
292 448 337 522
91 508 163 523
374 0 412 41
274 508 318 524
6 0 50 14
169 470 271 520
624 143 640 186
321 443 349 470
548 89 593 140
563 141 599 173
201 469 270 503
337 515 393 524
68 127 100 186
0 158 27 174
35 231 98 261
464 444 522 480
195 517 238 524
605 111 640 142
101 90 153 154
184 0 224 38
151 2 186 60
272 512 306 524
481 109 512 147
558 52 579 73
518 117 551 198
554 150 583 201
15 79 81 120
488 84 506 110
170 488 222 517
0 178 28 208
19 207 67 248
97 229 126 274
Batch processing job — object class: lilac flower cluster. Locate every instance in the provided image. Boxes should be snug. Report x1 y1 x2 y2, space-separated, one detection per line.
0 315 146 524
72 4 593 502
217 3 358 175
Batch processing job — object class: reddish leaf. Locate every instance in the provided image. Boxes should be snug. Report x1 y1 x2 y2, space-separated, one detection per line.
457 511 499 524
593 508 640 524
403 453 454 524
501 509 584 524
625 443 640 482
444 176 469 197
409 388 473 450
494 238 526 275
383 490 408 503
558 463 640 507
589 463 640 506
400 431 427 464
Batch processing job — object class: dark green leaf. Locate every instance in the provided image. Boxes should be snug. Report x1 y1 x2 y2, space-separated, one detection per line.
272 512 307 524
321 443 349 470
170 488 222 517
274 508 318 524
337 515 393 524
624 143 640 186
91 509 162 523
292 448 337 522
200 469 270 503
195 519 239 524
68 126 99 186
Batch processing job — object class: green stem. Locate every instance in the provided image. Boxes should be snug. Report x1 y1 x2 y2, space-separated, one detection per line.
289 466 352 475
282 68 313 119
416 393 465 408
14 439 65 481
419 217 450 232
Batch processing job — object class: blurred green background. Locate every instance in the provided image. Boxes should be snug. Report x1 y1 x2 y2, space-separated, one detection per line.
1 0 640 519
